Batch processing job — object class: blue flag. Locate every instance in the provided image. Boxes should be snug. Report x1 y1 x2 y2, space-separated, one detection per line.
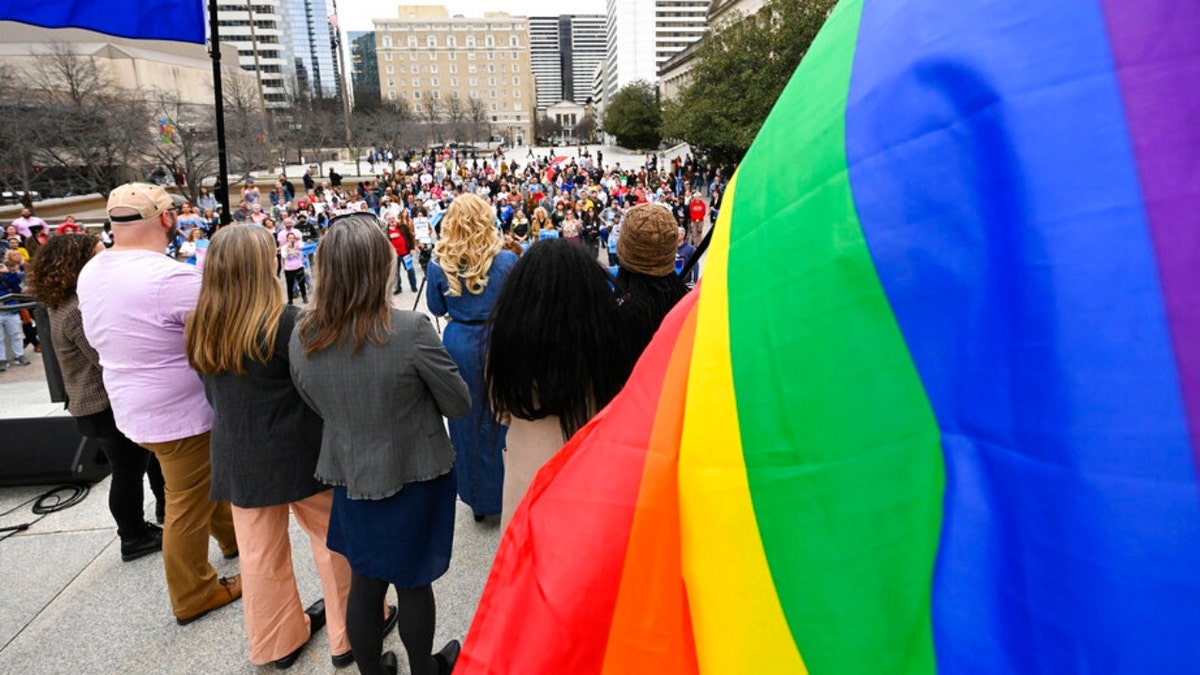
0 0 206 44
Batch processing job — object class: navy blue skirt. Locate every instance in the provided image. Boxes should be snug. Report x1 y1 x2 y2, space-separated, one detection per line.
326 470 456 588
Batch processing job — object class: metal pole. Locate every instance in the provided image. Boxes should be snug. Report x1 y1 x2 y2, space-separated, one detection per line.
208 0 232 226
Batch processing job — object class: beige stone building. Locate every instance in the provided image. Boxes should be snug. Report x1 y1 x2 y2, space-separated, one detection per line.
372 6 537 146
0 22 254 107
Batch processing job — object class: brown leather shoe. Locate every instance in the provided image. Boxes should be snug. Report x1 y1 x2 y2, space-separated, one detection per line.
175 574 242 625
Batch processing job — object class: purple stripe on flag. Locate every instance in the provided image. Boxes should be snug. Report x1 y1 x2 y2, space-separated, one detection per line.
1101 0 1200 455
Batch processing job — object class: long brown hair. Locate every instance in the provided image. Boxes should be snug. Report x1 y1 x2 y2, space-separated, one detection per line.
298 214 394 356
26 233 101 309
185 226 284 375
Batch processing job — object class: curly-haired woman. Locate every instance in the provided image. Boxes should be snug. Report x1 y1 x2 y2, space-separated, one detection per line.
426 193 517 522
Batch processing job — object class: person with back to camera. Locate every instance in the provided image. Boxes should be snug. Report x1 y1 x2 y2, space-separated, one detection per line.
185 225 383 670
616 203 692 360
425 193 518 522
26 233 167 560
290 214 470 675
76 183 241 625
485 239 639 529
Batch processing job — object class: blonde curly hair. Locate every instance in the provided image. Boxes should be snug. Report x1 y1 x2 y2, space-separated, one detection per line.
433 193 503 296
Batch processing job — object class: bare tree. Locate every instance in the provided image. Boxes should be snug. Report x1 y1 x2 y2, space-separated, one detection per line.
373 99 416 167
148 90 218 202
222 72 269 179
573 114 597 143
23 43 152 196
0 64 39 203
468 98 490 144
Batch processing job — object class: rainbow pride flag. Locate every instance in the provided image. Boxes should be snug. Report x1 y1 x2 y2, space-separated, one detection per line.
458 0 1200 672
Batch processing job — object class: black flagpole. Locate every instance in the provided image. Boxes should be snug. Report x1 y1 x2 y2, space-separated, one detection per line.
208 0 232 226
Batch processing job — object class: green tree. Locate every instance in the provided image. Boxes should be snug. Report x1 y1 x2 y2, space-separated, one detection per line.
602 80 661 150
662 0 835 164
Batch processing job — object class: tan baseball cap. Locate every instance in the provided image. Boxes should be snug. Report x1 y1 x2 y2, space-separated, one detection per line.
107 183 174 223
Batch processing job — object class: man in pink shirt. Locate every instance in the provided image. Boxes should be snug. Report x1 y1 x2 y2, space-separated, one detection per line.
77 183 242 625
10 208 46 238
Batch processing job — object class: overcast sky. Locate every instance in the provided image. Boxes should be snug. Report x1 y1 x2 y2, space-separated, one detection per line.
337 0 607 33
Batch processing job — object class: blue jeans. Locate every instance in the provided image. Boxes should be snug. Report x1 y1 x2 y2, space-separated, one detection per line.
0 310 24 361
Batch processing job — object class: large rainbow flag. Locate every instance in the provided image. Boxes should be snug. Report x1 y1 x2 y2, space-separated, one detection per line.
458 0 1200 672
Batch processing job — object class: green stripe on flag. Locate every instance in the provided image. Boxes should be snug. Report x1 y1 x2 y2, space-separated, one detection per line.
725 0 944 672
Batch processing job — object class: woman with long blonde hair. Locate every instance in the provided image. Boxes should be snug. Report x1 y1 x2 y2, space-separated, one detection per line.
291 214 469 675
185 225 359 670
426 193 518 521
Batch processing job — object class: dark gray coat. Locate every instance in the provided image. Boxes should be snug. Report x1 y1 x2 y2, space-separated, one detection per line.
289 309 470 500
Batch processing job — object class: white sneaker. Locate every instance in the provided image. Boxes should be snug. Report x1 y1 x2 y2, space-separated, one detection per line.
15 356 31 366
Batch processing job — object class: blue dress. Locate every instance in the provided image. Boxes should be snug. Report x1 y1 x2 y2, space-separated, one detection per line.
426 250 516 516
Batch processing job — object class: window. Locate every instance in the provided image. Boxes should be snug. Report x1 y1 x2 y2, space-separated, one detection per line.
514 90 520 98
427 35 437 47
430 64 438 73
384 52 392 61
447 35 456 47
485 35 494 47
487 64 495 73
511 51 518 60
513 102 521 111
512 64 519 73
428 52 436 60
510 35 518 46
408 36 418 47
409 52 418 60
487 52 494 61
489 89 497 98
449 64 457 73
466 35 475 47
488 77 496 85
448 52 456 60
386 78 394 87
512 76 519 85
382 35 392 47
385 66 394 74
468 53 476 60
490 103 497 111
412 78 421 87
470 89 479 98
450 77 458 86
492 115 497 122
431 77 439 86
451 90 459 98
499 51 506 60
388 91 397 100
469 77 478 86
413 103 421 112
413 91 421 99
399 65 407 73
431 90 440 99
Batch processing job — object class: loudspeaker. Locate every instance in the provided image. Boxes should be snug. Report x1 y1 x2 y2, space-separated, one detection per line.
0 417 111 486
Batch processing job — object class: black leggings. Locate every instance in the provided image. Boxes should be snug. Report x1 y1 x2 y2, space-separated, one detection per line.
346 573 437 675
284 268 308 303
75 408 166 540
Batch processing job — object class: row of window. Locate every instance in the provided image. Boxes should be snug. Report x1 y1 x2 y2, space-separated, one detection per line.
381 51 523 64
380 23 526 32
381 34 521 49
384 90 524 113
383 64 519 78
384 79 516 95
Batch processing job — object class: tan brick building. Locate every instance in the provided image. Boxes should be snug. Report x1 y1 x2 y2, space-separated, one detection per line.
372 6 537 146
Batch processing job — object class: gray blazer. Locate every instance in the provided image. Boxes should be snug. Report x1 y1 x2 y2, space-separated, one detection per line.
289 309 471 500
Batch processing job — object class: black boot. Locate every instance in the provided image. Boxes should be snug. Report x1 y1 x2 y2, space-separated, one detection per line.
120 523 163 562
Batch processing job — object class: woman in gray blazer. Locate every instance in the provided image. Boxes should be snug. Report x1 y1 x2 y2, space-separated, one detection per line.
290 214 470 675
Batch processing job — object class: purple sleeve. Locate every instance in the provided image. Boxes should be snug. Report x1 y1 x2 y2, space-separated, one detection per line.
158 264 203 326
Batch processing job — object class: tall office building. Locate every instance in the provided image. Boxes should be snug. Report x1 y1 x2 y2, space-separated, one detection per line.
372 6 537 145
280 0 341 100
603 0 707 103
349 31 381 109
530 15 606 112
216 1 291 107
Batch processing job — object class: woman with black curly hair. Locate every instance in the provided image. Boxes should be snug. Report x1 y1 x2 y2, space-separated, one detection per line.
27 233 166 561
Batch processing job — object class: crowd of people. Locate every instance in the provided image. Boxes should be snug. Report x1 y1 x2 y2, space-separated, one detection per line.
0 145 725 672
